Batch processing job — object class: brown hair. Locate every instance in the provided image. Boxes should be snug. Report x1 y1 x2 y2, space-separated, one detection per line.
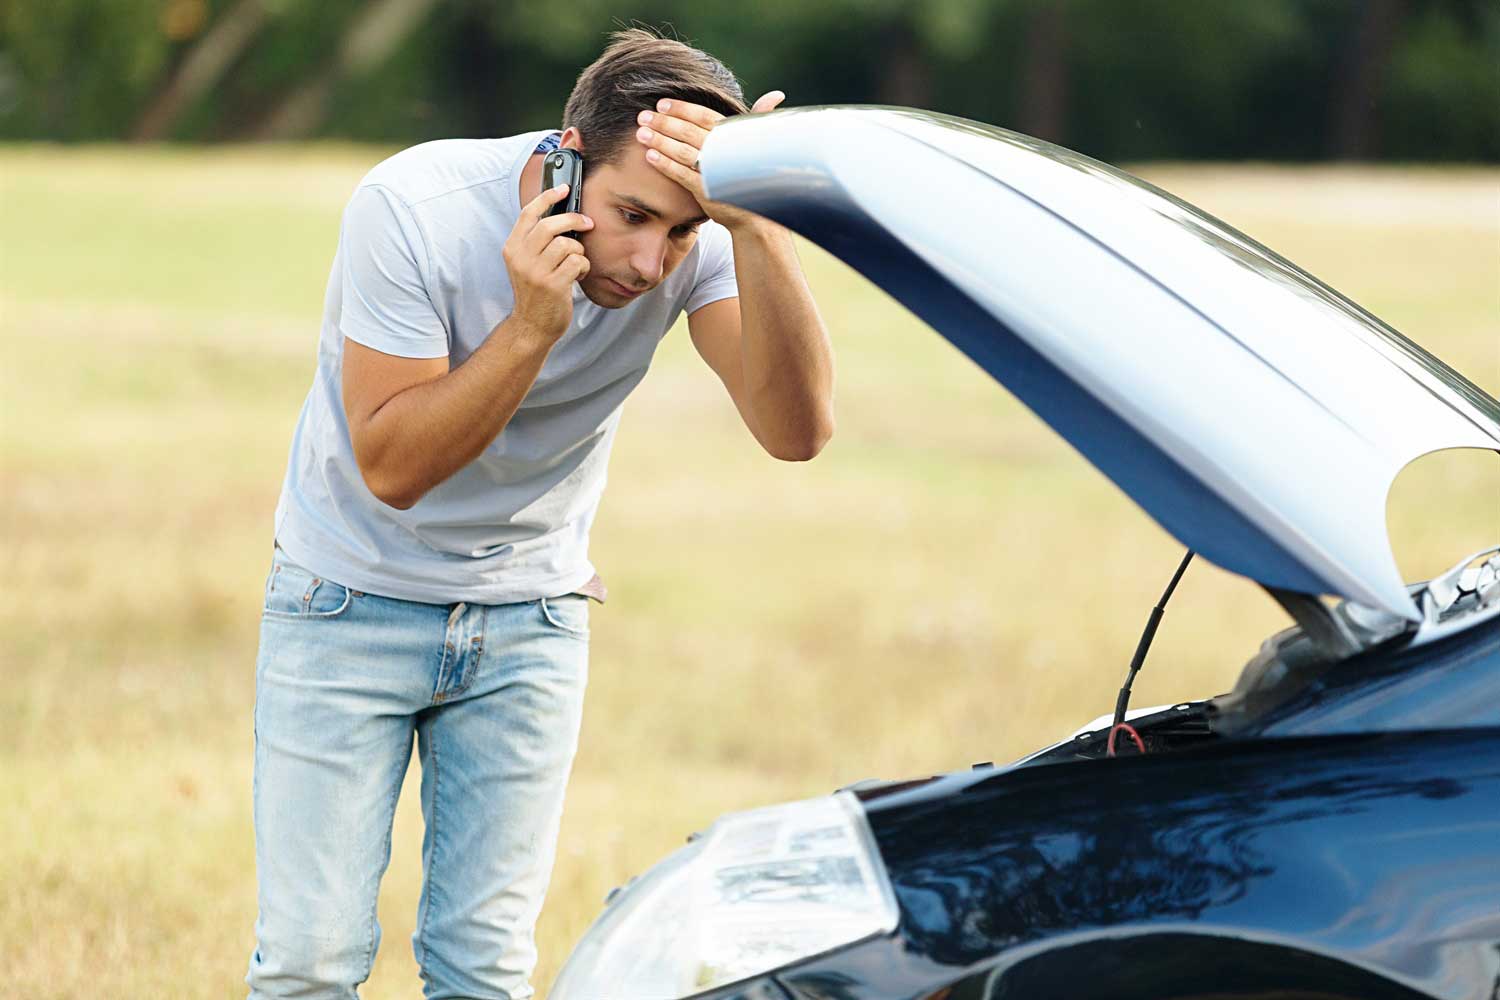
563 28 748 167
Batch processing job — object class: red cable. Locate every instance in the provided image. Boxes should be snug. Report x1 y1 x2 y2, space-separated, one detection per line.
1107 722 1146 757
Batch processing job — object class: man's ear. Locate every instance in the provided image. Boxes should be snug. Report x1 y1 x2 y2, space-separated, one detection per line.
560 126 583 152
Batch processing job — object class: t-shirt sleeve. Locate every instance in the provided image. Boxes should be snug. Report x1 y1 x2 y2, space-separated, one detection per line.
684 222 740 315
337 185 450 359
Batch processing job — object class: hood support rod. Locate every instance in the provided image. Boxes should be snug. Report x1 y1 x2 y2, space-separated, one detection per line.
1112 549 1196 732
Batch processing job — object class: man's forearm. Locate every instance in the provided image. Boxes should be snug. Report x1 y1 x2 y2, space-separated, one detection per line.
729 221 835 460
353 316 557 509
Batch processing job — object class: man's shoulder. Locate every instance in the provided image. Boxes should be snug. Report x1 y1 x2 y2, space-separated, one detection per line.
356 132 550 210
695 219 734 257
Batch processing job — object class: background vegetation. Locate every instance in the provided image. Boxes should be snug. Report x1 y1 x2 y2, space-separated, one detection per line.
2 0 1498 161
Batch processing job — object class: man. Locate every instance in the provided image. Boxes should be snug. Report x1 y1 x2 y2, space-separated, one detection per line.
247 27 834 1000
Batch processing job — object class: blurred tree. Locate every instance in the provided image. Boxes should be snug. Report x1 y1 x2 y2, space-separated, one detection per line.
1327 0 1407 159
1064 0 1313 161
252 0 442 138
1381 0 1500 161
1019 0 1068 142
134 0 278 141
0 0 171 139
0 0 1494 161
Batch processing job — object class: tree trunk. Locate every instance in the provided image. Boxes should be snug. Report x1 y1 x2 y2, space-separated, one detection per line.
878 21 933 109
1327 0 1406 160
1019 0 1068 143
251 0 443 141
133 0 271 141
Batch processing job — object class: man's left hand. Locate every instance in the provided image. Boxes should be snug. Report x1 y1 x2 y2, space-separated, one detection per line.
635 91 785 232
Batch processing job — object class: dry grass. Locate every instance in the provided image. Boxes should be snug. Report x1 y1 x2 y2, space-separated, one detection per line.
1 145 1496 997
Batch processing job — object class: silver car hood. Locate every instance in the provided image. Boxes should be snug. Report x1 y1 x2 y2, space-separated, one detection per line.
700 106 1500 621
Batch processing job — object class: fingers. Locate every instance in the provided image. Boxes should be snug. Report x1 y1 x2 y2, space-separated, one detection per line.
751 91 786 114
533 211 593 239
503 194 590 289
502 185 591 336
640 95 792 200
539 234 585 270
524 211 593 254
645 146 706 195
637 108 709 147
653 98 723 130
520 182 572 225
635 123 701 170
638 91 784 173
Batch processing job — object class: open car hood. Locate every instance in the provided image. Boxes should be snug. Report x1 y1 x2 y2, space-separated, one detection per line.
700 107 1500 621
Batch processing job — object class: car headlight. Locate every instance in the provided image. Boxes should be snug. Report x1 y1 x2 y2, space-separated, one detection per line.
550 791 899 999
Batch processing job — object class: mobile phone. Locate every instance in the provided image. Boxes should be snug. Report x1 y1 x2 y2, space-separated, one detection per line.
542 148 584 235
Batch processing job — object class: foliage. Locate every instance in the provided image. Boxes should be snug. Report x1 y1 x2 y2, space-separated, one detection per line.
0 0 1494 158
1383 0 1500 160
0 0 173 139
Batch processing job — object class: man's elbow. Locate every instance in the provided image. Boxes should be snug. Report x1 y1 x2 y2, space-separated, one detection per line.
376 489 421 511
358 460 423 510
768 414 835 462
371 478 422 511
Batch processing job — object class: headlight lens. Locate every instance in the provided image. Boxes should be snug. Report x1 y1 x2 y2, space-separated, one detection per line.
551 791 899 998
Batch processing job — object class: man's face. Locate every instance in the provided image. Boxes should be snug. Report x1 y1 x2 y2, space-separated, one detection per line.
566 131 708 308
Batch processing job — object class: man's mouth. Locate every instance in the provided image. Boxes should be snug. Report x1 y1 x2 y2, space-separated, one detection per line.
605 277 645 299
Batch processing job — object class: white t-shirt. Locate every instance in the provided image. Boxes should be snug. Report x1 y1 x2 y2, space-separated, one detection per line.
271 129 740 604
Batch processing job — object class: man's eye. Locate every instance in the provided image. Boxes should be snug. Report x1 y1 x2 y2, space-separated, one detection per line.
672 226 700 239
621 210 646 224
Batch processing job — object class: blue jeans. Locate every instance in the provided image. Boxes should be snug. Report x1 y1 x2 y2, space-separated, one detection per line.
246 546 589 999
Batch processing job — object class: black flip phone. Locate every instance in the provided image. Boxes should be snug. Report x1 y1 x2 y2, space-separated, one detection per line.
542 148 584 234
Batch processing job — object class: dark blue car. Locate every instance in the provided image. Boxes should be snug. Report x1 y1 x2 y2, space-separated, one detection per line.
551 108 1500 1000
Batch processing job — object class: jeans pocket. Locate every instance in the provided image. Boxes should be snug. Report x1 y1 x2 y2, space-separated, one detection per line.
538 595 589 637
263 548 354 619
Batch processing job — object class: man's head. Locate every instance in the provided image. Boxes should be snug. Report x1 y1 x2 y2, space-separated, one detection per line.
558 28 747 308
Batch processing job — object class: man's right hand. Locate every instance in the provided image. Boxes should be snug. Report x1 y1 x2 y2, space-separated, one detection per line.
503 183 593 342
343 185 596 510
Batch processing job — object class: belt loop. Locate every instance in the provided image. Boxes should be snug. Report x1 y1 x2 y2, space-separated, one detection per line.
447 602 467 630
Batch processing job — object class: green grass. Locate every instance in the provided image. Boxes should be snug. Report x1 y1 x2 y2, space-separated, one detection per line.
1 146 1496 997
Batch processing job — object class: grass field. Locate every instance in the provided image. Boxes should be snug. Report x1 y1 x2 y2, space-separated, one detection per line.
1 145 1496 997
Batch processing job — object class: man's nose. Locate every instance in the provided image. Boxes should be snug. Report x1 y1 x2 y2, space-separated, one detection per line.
628 234 668 286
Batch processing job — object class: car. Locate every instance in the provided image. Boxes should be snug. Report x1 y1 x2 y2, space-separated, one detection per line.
549 106 1500 1000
